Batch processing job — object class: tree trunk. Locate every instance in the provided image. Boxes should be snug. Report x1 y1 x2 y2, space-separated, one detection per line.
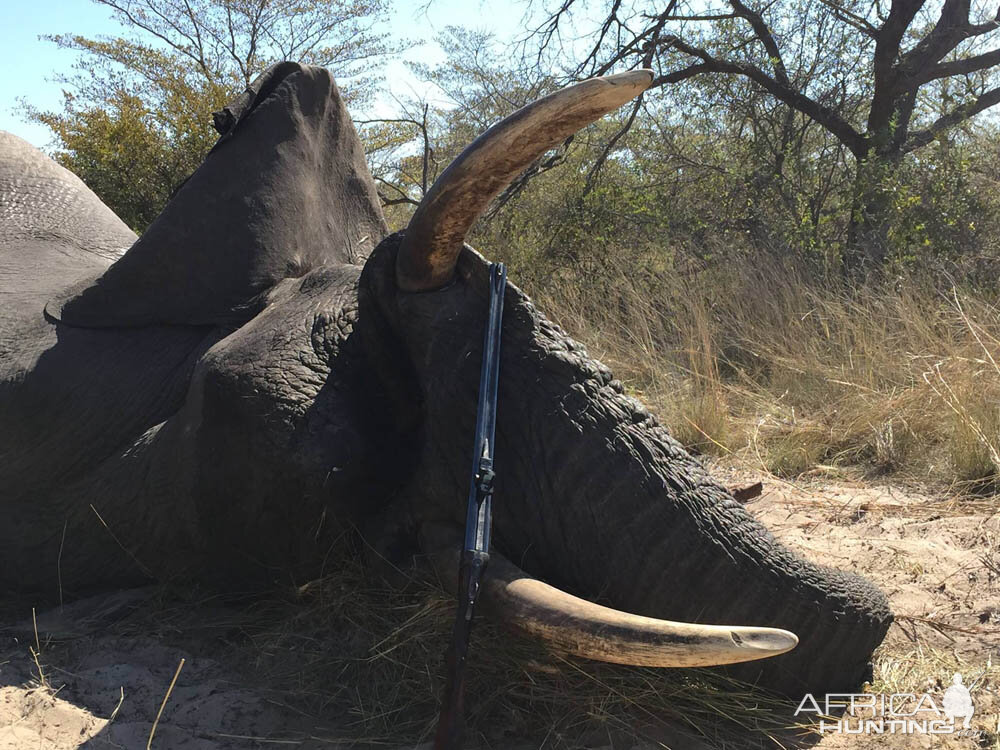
844 151 899 281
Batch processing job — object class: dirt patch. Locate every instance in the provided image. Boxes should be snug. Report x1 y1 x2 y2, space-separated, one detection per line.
1 478 997 749
723 468 1000 749
0 686 106 748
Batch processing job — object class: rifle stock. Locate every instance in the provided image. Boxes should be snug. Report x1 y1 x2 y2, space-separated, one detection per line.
434 550 488 749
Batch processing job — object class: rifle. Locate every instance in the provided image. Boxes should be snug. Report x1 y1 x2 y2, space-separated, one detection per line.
433 262 507 750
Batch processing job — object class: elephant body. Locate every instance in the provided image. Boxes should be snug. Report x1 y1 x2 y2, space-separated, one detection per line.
0 63 891 697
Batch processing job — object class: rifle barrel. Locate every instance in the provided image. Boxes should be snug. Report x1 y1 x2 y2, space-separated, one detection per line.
434 263 506 750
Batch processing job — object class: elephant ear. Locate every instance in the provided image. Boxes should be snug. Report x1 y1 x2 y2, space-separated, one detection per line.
47 62 388 328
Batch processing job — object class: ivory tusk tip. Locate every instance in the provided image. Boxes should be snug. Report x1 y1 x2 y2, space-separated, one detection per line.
731 627 799 656
603 69 655 91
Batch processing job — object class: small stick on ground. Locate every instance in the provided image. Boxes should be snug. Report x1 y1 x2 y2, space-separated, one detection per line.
896 614 984 636
147 657 185 749
57 519 67 610
30 606 48 690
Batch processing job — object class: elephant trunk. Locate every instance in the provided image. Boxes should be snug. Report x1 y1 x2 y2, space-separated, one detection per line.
487 328 889 695
360 238 892 697
500 408 891 695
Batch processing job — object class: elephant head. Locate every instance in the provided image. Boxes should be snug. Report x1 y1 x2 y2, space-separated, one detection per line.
0 62 891 698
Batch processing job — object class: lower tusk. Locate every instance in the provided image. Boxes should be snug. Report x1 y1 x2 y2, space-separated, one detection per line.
432 548 798 668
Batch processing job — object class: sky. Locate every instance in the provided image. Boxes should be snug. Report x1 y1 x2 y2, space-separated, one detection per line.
0 0 530 149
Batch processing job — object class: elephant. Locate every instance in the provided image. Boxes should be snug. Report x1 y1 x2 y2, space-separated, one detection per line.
0 61 891 699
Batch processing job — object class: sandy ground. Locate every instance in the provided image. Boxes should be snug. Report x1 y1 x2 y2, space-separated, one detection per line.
725 470 1000 750
1 476 997 749
0 588 303 748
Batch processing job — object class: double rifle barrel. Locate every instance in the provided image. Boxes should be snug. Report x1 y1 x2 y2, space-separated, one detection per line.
433 262 507 750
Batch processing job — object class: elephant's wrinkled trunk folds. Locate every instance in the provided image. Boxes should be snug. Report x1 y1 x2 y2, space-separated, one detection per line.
359 71 892 696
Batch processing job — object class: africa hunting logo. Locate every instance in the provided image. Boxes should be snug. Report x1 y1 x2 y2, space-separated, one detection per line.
794 672 976 735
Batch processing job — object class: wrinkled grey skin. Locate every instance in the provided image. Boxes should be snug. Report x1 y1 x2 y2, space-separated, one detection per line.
0 64 891 697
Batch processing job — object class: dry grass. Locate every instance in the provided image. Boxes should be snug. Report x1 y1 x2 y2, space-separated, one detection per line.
521 254 1000 488
234 538 999 747
872 644 997 699
232 551 812 748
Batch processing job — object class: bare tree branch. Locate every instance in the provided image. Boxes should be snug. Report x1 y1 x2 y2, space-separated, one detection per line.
816 0 879 38
905 0 975 70
728 0 791 85
95 0 210 77
582 93 644 197
870 0 926 104
662 35 867 154
919 46 1000 82
903 84 1000 151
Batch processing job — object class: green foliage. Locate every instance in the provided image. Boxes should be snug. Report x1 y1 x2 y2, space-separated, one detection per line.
25 0 396 231
31 92 182 231
520 0 1000 276
365 22 1000 303
886 145 995 268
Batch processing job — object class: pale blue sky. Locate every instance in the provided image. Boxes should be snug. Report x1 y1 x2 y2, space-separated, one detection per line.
0 0 528 148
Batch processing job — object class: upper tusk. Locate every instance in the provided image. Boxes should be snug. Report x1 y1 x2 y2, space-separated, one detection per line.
397 70 655 292
435 549 798 668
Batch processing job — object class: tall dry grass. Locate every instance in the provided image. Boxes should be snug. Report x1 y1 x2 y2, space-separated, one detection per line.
517 254 1000 489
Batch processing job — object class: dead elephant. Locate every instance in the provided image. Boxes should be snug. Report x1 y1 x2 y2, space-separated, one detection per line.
0 62 891 697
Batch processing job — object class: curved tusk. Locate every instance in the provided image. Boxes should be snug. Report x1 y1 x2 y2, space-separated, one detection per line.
434 549 798 668
397 69 655 292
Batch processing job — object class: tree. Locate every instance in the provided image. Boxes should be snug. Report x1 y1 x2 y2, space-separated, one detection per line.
532 0 1000 277
25 0 396 231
